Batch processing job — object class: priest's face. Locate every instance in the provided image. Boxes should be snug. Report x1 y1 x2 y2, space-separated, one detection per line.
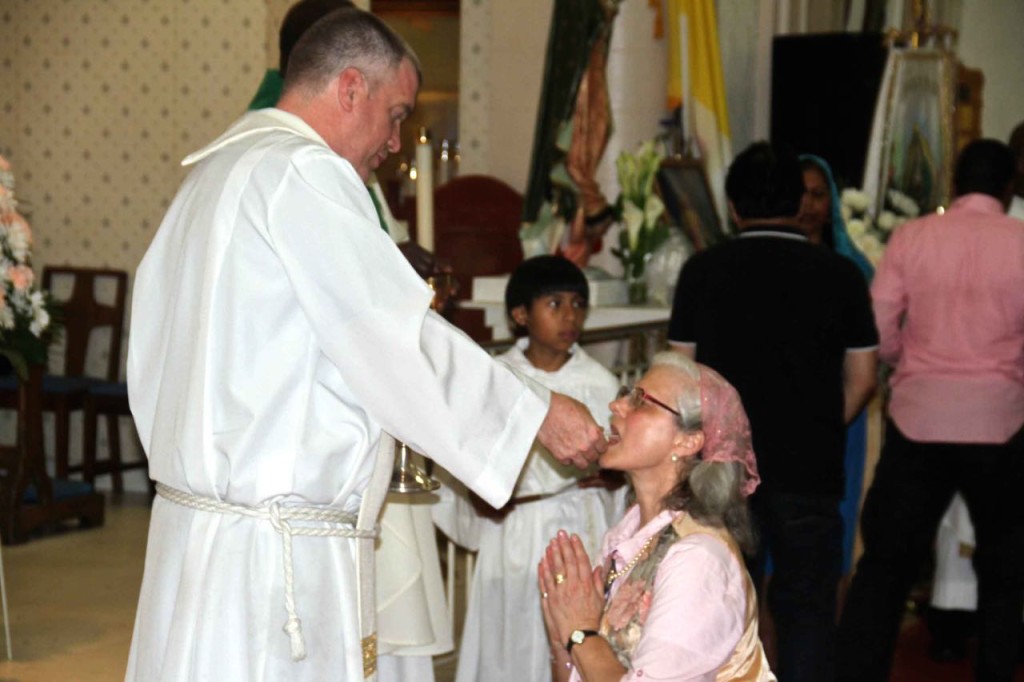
347 58 419 182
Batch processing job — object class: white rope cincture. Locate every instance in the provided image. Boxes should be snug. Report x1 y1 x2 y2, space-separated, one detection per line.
156 483 379 662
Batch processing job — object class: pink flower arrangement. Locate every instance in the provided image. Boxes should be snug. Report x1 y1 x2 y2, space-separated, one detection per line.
0 153 59 378
7 264 33 291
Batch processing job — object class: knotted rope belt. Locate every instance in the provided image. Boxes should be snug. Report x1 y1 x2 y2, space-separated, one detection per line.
155 482 380 662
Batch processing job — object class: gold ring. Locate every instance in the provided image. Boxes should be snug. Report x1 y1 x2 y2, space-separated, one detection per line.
554 573 566 585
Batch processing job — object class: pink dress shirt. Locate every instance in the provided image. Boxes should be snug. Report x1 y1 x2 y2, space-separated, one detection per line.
872 193 1024 443
569 506 748 682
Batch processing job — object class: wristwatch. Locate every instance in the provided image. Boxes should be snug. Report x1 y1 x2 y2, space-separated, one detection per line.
565 629 600 653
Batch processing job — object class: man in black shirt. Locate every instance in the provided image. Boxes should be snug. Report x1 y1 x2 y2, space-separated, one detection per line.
669 142 878 682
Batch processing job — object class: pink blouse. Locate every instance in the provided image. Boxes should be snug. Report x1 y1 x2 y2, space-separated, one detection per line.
569 506 748 682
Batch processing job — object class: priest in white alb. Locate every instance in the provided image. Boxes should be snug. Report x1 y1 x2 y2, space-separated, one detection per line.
124 8 607 681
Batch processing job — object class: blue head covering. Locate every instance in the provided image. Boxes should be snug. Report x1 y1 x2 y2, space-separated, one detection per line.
799 154 874 280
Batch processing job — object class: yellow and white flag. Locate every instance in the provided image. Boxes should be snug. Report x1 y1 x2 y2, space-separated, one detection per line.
667 0 732 229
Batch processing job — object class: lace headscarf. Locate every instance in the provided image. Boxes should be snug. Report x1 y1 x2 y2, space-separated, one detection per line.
697 363 761 496
652 352 760 496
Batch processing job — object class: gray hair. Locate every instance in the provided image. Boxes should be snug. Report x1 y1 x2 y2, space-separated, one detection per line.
650 351 702 430
282 7 422 98
649 352 756 555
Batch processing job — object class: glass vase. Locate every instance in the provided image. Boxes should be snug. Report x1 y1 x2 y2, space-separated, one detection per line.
625 259 649 305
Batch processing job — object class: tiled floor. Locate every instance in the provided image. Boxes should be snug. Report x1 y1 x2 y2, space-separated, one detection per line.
0 495 462 682
0 495 1020 681
0 495 149 682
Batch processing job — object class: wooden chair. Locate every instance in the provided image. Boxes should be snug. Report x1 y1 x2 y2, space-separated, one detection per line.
49 267 144 494
82 379 144 494
0 365 104 544
0 267 135 490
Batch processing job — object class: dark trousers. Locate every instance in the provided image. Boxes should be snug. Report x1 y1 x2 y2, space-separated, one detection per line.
748 490 843 682
837 421 1024 682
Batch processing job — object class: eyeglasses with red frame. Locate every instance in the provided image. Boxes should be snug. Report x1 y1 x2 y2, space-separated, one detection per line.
616 385 681 417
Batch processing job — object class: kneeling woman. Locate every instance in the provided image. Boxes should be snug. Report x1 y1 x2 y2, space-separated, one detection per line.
539 352 774 681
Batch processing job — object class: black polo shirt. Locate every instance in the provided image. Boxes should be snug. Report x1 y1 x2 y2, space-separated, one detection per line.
669 227 878 496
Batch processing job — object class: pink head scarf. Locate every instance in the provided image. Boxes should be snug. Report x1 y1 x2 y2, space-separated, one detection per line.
697 364 761 496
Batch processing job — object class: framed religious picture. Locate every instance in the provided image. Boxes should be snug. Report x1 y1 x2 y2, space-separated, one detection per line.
865 49 957 216
656 158 725 251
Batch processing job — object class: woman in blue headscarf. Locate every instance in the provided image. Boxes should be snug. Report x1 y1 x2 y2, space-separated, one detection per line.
798 154 873 576
798 154 874 279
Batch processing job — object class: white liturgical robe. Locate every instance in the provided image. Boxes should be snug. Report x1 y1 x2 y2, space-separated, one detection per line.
125 109 547 681
454 341 622 682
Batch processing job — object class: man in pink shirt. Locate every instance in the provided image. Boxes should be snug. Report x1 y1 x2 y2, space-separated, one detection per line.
837 139 1024 682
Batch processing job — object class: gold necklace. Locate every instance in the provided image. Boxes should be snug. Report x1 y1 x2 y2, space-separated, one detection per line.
605 534 657 586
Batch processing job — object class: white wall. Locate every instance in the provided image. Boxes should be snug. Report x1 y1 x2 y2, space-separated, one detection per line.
957 0 1024 141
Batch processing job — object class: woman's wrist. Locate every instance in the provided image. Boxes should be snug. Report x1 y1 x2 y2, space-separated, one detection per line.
550 644 573 674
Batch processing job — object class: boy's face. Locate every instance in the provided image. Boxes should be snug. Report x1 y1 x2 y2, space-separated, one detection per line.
512 291 587 356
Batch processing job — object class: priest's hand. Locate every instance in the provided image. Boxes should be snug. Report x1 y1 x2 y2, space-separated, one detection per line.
538 393 608 469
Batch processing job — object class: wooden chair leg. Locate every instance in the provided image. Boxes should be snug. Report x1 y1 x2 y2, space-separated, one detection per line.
106 413 124 495
83 399 98 486
54 404 70 480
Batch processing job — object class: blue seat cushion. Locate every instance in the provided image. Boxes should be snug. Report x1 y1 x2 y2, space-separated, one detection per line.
41 376 94 394
23 478 98 504
88 381 127 398
0 375 93 394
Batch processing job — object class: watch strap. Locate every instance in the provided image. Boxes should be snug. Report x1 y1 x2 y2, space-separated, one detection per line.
565 629 600 653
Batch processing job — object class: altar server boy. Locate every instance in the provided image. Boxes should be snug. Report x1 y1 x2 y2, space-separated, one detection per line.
454 256 622 682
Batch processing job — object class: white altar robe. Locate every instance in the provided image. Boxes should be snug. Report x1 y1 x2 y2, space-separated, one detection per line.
931 494 1024 621
454 341 623 682
372 183 451 682
126 109 546 681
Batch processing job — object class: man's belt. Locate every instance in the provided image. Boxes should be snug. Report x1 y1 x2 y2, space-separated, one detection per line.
156 482 379 662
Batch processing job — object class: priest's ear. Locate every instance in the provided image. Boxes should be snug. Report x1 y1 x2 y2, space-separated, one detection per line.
509 305 529 336
335 66 367 112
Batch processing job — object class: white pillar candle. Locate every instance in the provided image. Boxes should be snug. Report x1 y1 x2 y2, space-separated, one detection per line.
438 139 452 186
416 129 434 251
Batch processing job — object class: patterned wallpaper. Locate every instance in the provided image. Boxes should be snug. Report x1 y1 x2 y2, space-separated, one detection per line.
457 0 489 177
0 0 268 284
0 0 461 488
0 0 269 485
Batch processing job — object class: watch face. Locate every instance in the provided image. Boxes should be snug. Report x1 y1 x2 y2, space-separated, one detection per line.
571 630 585 644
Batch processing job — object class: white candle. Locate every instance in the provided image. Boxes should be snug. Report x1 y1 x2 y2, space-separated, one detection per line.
438 139 452 185
416 129 434 251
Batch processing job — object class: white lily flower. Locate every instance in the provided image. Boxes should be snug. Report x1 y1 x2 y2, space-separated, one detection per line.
622 200 645 251
644 194 665 232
